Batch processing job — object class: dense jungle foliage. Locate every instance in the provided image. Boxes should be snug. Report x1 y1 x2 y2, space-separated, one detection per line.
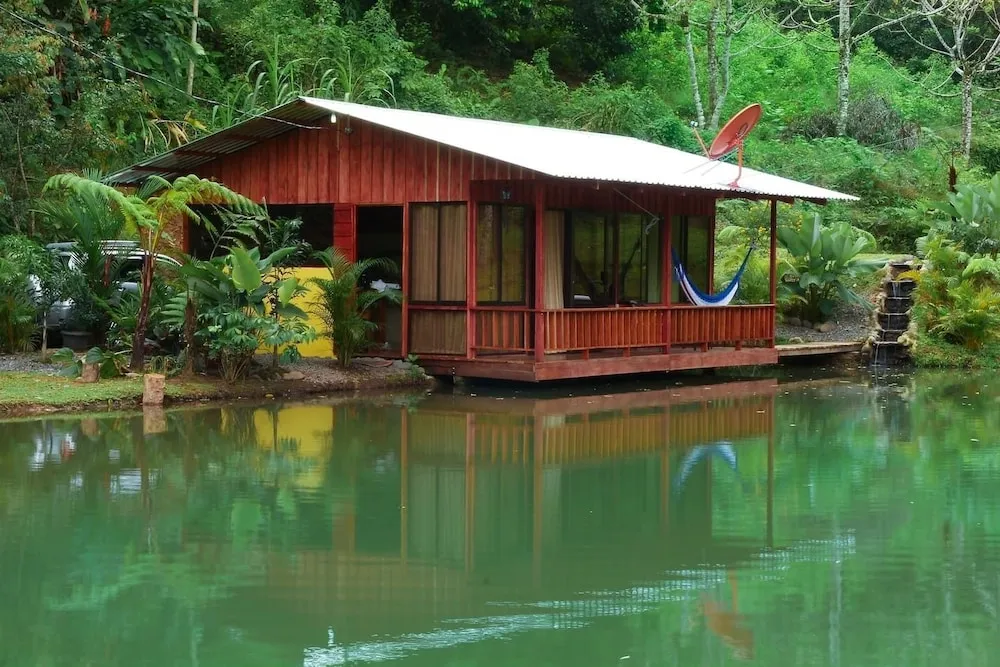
2 0 999 242
2 0 999 368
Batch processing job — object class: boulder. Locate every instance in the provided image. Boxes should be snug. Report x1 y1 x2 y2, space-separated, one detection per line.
801 320 813 329
785 316 802 327
816 322 836 333
282 370 306 380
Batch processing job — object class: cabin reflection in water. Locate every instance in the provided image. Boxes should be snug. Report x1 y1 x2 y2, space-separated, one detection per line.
238 380 778 651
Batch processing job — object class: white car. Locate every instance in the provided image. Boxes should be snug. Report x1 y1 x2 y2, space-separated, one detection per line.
30 241 182 332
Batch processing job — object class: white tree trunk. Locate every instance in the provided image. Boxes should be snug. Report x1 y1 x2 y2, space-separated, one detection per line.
186 0 200 96
836 0 852 136
961 69 973 159
709 0 735 130
706 0 721 129
683 18 706 128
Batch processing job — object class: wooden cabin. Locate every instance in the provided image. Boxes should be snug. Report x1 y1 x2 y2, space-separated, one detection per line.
108 98 856 381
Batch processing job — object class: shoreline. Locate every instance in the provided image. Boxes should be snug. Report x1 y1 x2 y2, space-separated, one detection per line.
0 357 436 418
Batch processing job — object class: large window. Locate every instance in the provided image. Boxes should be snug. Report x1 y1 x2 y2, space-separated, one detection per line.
410 203 467 304
567 211 661 307
476 204 529 305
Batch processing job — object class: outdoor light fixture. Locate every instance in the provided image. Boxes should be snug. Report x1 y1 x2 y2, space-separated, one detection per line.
330 114 337 124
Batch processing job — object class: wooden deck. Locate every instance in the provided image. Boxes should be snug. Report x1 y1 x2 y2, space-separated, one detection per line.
420 346 778 381
776 341 864 358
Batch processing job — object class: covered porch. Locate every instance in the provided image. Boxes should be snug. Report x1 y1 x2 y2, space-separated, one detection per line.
411 179 781 381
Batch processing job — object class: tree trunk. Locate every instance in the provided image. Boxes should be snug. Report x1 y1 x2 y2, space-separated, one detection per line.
130 255 154 371
706 1 721 129
709 0 735 131
682 16 706 129
836 0 852 137
186 0 200 96
182 294 197 376
961 69 973 159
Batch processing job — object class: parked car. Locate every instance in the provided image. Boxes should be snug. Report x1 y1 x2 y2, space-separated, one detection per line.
29 240 182 335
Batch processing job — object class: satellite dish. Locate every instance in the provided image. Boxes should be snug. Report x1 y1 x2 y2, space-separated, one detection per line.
690 103 763 188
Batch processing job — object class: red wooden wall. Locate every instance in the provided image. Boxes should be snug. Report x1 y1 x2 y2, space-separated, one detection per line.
193 119 542 205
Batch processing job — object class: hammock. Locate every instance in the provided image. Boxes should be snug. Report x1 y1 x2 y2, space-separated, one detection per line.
672 245 754 307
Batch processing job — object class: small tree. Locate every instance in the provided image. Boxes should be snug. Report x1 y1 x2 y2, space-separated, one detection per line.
310 248 401 368
43 173 262 370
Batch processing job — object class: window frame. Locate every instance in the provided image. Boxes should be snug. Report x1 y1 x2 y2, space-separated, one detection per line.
408 202 468 306
476 203 532 307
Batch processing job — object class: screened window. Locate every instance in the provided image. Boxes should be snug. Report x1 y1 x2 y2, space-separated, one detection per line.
410 203 467 304
567 211 661 307
671 215 710 304
476 204 529 305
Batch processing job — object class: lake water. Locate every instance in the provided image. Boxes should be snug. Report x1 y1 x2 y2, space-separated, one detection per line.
2 371 1000 666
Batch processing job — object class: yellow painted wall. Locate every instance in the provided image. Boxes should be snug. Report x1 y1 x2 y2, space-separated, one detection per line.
286 267 334 359
253 406 335 489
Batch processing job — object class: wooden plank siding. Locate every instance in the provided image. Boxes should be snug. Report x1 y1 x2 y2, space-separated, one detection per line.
194 121 536 207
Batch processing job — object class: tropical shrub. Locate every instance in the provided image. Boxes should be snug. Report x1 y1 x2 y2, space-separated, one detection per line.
935 174 1000 257
42 173 263 371
310 248 401 368
0 235 52 352
166 245 315 382
912 232 1000 365
777 215 884 322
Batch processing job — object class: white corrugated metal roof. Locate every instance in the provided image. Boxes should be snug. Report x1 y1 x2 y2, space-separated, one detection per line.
109 97 857 202
304 98 856 202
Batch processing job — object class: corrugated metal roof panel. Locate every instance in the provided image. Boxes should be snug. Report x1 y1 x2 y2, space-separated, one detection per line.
109 97 857 202
307 98 856 202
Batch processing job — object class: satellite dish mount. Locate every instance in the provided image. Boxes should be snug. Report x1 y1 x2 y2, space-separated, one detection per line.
690 103 762 188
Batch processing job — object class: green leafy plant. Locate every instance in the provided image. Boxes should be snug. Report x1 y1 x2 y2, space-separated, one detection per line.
309 248 401 368
777 214 885 322
165 245 315 382
52 346 129 379
0 235 52 352
931 174 1000 257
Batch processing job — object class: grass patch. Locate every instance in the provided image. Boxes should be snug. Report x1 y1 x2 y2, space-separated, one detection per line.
911 337 1000 369
0 373 214 408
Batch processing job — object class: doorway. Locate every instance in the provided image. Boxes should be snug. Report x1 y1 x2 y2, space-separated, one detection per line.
356 206 404 355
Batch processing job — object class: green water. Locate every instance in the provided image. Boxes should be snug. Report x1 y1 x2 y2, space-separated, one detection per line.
2 372 1000 666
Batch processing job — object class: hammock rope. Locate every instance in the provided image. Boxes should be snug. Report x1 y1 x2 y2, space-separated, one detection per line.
672 245 754 307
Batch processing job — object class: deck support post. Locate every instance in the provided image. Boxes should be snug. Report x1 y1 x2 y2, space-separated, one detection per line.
401 204 411 358
769 198 778 306
769 198 778 346
663 211 672 354
533 185 546 362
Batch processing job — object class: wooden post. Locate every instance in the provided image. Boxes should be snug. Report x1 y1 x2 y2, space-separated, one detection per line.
708 210 716 293
467 198 477 359
401 204 410 358
769 199 778 305
663 210 672 354
533 185 546 362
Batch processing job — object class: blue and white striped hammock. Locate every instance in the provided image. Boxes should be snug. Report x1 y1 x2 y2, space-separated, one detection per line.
672 246 754 307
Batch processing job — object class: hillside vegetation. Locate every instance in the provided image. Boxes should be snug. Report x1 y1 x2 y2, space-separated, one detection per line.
2 0 999 250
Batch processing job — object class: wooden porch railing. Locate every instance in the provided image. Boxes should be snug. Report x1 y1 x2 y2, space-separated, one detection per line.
472 305 775 356
473 307 532 353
